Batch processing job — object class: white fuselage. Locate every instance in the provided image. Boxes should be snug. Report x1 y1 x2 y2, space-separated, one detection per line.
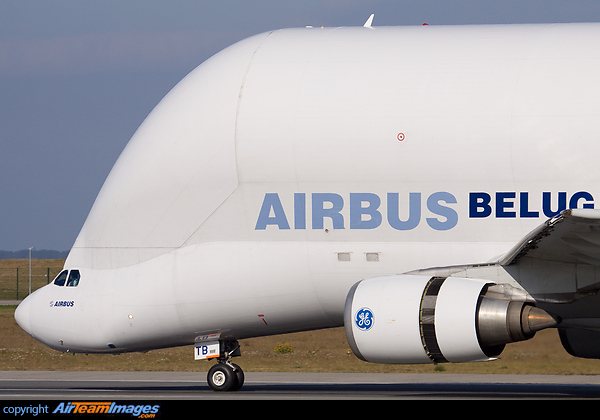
15 23 600 353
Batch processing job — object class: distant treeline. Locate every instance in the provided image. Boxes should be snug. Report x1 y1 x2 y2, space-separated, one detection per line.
0 249 68 259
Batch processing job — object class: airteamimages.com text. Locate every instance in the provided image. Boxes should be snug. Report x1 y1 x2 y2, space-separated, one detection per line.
3 402 161 418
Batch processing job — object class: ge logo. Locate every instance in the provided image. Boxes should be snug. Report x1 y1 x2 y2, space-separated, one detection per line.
354 307 374 331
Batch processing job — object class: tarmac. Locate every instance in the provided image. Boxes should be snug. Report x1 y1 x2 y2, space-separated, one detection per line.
1 371 599 400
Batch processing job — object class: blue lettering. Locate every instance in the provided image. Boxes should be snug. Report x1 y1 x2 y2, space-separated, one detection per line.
469 191 594 219
53 403 72 414
254 191 595 231
496 192 516 218
255 193 290 230
469 192 492 218
426 192 458 230
570 191 594 210
350 193 382 229
387 192 421 230
542 191 567 218
519 192 539 218
312 193 345 229
294 193 306 229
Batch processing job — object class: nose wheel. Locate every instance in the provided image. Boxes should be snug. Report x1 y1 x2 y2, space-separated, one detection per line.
205 340 244 392
207 362 245 391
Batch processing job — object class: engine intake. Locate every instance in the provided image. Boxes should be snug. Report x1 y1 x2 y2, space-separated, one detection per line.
344 275 558 364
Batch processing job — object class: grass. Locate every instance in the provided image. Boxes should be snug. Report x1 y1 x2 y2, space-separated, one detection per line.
0 259 65 300
3 303 600 375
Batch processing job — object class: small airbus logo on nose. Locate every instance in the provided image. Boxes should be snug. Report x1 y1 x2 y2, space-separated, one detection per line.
49 300 75 307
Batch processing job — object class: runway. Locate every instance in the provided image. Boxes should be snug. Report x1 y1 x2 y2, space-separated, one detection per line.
1 371 600 400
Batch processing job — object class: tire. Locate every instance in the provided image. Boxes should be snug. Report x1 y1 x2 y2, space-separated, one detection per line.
207 363 236 392
229 363 245 391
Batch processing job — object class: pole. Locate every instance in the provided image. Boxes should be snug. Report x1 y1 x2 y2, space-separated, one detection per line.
28 247 34 296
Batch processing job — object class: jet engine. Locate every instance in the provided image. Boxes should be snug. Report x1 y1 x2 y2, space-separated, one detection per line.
344 275 558 364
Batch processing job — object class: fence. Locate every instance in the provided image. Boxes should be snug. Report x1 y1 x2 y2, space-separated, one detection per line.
0 260 65 300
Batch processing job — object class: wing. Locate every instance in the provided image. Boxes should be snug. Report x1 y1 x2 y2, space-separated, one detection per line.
497 209 600 303
408 209 600 304
500 209 600 267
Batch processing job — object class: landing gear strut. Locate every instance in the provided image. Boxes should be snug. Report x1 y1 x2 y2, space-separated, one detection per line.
206 341 244 392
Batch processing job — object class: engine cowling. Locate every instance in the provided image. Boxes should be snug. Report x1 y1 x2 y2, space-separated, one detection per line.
344 274 558 364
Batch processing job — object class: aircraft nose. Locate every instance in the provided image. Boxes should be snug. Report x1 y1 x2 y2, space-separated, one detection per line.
14 297 33 337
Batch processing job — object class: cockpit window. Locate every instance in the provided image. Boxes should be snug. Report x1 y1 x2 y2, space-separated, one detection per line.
53 269 81 287
66 270 80 287
54 270 68 286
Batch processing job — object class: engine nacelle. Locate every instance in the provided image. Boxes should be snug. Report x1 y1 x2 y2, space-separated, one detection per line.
344 274 558 364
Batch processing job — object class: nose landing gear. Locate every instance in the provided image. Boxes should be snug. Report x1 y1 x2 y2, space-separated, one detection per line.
205 340 244 392
207 361 245 391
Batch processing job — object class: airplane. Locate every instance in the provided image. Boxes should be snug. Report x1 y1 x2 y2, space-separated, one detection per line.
14 17 600 391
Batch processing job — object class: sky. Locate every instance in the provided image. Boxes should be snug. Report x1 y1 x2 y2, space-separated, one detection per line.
3 1 600 252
